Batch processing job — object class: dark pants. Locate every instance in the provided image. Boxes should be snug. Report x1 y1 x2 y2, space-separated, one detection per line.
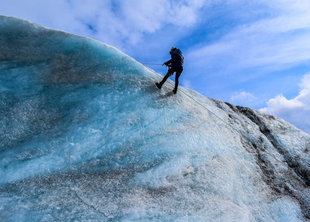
159 66 183 91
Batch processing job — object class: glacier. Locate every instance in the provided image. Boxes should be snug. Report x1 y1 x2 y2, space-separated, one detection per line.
0 16 309 222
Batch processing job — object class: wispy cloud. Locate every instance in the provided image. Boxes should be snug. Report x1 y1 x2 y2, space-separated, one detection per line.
230 91 257 107
187 1 310 74
0 0 206 49
183 0 310 113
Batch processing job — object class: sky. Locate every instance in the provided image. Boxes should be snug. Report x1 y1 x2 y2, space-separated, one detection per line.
1 0 310 133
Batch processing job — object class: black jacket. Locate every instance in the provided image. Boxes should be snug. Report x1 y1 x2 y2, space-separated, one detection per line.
164 48 184 69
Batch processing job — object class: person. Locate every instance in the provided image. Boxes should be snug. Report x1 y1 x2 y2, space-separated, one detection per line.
156 47 184 94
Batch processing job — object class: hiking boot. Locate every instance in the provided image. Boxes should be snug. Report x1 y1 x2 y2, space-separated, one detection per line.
173 89 177 94
155 82 162 89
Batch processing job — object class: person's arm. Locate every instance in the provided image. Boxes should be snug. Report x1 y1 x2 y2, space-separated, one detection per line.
163 59 172 66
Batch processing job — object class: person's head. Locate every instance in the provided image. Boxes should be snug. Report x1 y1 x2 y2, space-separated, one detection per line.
169 47 176 54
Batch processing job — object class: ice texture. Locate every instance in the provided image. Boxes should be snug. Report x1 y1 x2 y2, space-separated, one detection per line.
0 16 309 222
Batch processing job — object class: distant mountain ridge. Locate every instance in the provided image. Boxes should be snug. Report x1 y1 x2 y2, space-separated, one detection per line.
0 16 309 221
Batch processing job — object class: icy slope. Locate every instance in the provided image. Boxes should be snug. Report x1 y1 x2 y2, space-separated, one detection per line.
0 16 309 222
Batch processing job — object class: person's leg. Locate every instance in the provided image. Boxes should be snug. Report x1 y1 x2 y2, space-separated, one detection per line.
173 68 183 93
157 68 174 88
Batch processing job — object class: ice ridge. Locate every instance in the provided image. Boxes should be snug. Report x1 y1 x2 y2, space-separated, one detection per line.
0 16 310 222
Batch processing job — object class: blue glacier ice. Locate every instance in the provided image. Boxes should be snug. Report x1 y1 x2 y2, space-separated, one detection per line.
0 16 310 222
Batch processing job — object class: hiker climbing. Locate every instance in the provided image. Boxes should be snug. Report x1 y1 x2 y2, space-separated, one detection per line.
156 47 184 94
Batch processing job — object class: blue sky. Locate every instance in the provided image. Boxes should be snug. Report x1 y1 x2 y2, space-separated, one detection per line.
1 0 310 133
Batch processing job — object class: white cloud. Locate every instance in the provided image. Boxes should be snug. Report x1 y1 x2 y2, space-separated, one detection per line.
230 91 257 106
261 74 310 133
0 0 206 49
186 0 310 79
